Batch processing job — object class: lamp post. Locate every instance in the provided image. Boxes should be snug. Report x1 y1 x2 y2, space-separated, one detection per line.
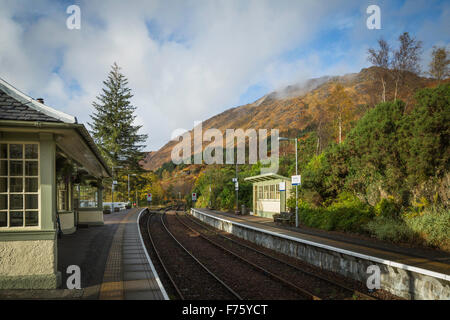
235 162 239 214
278 137 299 227
128 173 137 204
111 165 123 213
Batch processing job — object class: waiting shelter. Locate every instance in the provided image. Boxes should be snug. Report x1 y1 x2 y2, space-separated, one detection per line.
0 78 111 289
244 173 292 218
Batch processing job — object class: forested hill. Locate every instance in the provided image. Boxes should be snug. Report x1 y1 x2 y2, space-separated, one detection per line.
141 66 438 171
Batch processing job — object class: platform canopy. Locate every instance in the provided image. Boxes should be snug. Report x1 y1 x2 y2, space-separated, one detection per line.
244 172 290 183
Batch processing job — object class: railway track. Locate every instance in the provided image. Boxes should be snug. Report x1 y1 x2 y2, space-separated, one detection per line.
179 211 378 300
144 210 240 300
163 210 314 300
142 204 377 300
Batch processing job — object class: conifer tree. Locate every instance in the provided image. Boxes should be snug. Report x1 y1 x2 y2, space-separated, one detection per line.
89 63 148 171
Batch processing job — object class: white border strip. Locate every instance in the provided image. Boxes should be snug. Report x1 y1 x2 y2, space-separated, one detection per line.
192 208 450 282
137 208 170 300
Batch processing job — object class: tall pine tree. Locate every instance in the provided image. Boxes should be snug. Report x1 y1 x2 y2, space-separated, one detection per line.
89 63 148 171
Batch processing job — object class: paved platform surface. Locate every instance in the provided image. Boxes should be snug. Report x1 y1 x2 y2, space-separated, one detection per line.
0 208 167 299
57 208 133 299
193 208 450 278
99 208 167 300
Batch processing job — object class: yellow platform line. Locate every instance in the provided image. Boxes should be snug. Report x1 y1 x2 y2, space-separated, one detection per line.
99 208 137 300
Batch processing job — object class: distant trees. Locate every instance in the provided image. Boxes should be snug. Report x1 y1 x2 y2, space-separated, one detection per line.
307 84 450 206
137 172 164 205
367 32 423 103
326 83 355 144
428 46 450 84
392 32 422 100
367 38 391 102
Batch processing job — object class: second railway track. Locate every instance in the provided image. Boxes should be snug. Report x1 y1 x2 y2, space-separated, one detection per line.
177 210 378 300
143 210 240 300
141 205 381 300
163 210 312 300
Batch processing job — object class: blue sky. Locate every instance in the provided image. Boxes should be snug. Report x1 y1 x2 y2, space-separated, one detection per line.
0 0 448 150
238 0 449 105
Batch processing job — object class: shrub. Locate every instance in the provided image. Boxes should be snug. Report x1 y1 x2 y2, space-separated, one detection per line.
298 192 374 233
404 206 450 249
365 206 450 250
365 216 418 243
375 197 400 219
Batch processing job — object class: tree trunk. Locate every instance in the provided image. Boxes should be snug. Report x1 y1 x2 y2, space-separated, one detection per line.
394 76 399 101
316 136 320 155
381 77 386 102
338 115 342 144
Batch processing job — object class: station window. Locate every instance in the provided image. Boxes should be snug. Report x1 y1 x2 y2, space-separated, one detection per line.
77 185 98 208
0 143 39 228
269 185 275 199
258 186 263 200
263 185 269 199
57 177 70 212
276 184 280 199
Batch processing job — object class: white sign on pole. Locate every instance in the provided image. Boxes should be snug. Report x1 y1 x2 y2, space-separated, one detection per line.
279 181 286 191
113 180 118 185
291 175 301 186
147 193 152 202
235 182 239 191
192 193 197 201
232 178 237 182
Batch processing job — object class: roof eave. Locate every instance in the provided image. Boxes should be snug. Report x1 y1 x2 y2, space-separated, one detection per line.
0 77 77 124
0 120 111 178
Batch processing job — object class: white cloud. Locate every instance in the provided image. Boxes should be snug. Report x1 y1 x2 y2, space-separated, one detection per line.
0 0 445 152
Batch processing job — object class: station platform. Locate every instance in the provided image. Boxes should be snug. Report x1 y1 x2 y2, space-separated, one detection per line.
0 208 167 299
98 208 168 300
194 208 450 276
190 208 450 299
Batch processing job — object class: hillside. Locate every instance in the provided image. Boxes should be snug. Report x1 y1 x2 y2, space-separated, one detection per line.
141 67 434 171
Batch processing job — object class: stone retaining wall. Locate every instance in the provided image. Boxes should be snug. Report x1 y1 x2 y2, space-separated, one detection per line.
191 209 450 300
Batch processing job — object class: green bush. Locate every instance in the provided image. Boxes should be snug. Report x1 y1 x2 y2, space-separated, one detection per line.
298 192 374 233
365 216 417 243
404 206 450 249
365 206 450 250
375 198 400 219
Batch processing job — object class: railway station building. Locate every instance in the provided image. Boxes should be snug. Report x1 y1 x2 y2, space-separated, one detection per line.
244 173 292 218
0 78 111 289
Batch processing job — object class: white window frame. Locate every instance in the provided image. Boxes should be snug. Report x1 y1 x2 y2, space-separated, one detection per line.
57 176 72 213
0 142 40 229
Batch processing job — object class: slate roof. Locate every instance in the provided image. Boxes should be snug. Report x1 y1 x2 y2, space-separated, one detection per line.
0 77 76 123
0 87 62 122
0 77 110 177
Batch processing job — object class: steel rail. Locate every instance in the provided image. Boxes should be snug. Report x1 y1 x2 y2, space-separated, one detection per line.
145 212 184 300
171 212 319 300
160 210 242 300
183 211 377 300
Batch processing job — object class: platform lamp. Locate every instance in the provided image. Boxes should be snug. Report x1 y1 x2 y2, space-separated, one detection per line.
278 137 299 227
111 165 123 212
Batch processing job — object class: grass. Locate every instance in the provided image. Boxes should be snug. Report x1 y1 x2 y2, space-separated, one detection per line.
365 206 450 250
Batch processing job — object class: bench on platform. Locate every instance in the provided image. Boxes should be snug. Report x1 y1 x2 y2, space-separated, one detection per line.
273 212 293 224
